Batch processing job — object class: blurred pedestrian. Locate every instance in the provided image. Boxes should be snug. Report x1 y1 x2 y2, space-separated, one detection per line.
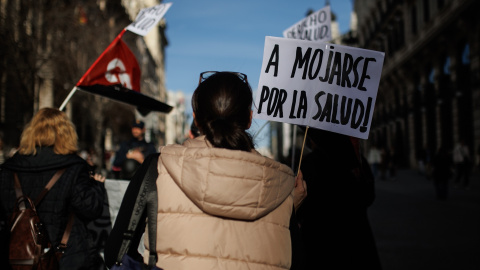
0 137 5 165
368 144 382 180
298 129 382 270
417 147 427 176
380 146 388 180
0 107 105 269
105 71 306 270
432 145 453 200
112 120 157 179
453 139 472 189
386 146 398 181
477 145 480 175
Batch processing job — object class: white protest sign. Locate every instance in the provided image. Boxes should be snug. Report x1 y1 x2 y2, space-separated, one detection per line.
254 36 385 139
283 5 332 42
126 3 172 36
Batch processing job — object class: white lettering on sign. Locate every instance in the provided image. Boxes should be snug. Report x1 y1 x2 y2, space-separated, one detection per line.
254 37 385 139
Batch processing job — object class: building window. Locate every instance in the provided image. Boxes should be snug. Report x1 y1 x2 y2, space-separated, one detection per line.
397 18 405 47
411 5 417 35
416 82 422 92
428 67 435 84
423 0 430 22
461 44 470 65
388 32 394 55
443 56 450 75
440 55 452 99
437 0 445 9
377 2 383 21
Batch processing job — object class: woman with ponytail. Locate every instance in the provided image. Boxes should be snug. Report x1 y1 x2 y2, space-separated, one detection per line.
191 71 255 152
106 71 306 270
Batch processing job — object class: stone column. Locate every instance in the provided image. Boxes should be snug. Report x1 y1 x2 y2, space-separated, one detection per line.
37 60 55 111
406 78 417 168
470 26 480 161
419 75 428 151
449 44 461 146
432 61 443 149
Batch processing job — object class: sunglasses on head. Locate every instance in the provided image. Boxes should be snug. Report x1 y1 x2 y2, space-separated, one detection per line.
198 71 248 85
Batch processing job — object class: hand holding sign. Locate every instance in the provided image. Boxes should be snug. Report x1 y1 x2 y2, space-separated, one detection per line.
254 36 385 139
126 3 172 36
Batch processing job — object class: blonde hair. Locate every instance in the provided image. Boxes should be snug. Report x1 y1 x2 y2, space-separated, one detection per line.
18 108 78 155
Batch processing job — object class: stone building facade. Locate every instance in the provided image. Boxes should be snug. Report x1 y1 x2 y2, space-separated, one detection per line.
354 0 480 167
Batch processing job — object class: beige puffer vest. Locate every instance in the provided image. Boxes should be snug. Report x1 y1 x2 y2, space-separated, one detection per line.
143 136 295 270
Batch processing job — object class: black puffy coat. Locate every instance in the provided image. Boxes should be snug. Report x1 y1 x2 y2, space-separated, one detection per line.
0 147 105 270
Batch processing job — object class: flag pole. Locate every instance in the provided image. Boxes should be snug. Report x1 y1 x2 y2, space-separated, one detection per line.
59 86 78 111
59 29 127 111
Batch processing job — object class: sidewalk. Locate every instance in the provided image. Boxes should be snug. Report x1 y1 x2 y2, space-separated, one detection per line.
368 169 480 270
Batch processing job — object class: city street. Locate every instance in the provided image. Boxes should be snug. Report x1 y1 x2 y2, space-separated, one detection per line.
368 169 480 270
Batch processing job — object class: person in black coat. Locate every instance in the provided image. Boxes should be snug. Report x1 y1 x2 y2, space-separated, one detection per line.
112 120 157 179
432 145 453 200
0 108 105 270
298 128 382 269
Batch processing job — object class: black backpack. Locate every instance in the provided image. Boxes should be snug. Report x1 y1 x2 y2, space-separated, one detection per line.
8 169 73 270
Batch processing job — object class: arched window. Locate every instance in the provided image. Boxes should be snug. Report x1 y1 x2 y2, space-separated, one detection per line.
461 44 470 65
423 0 430 22
443 56 450 75
428 67 435 84
439 56 452 99
437 0 445 9
397 16 405 47
411 5 418 35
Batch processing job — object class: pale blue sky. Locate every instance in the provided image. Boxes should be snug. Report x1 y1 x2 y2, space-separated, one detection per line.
162 0 354 145
164 0 353 95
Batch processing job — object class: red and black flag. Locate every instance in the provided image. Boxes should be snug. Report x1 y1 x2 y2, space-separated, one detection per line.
76 30 141 92
67 29 172 115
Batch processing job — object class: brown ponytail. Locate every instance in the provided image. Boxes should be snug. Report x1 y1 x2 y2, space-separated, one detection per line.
192 72 254 152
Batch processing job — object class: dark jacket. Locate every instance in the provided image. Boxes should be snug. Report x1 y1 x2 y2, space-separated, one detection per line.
112 138 157 179
113 138 157 168
432 148 453 180
298 130 381 269
0 147 105 270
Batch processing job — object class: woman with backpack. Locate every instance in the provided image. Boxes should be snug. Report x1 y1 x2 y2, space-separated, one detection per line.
0 107 105 269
